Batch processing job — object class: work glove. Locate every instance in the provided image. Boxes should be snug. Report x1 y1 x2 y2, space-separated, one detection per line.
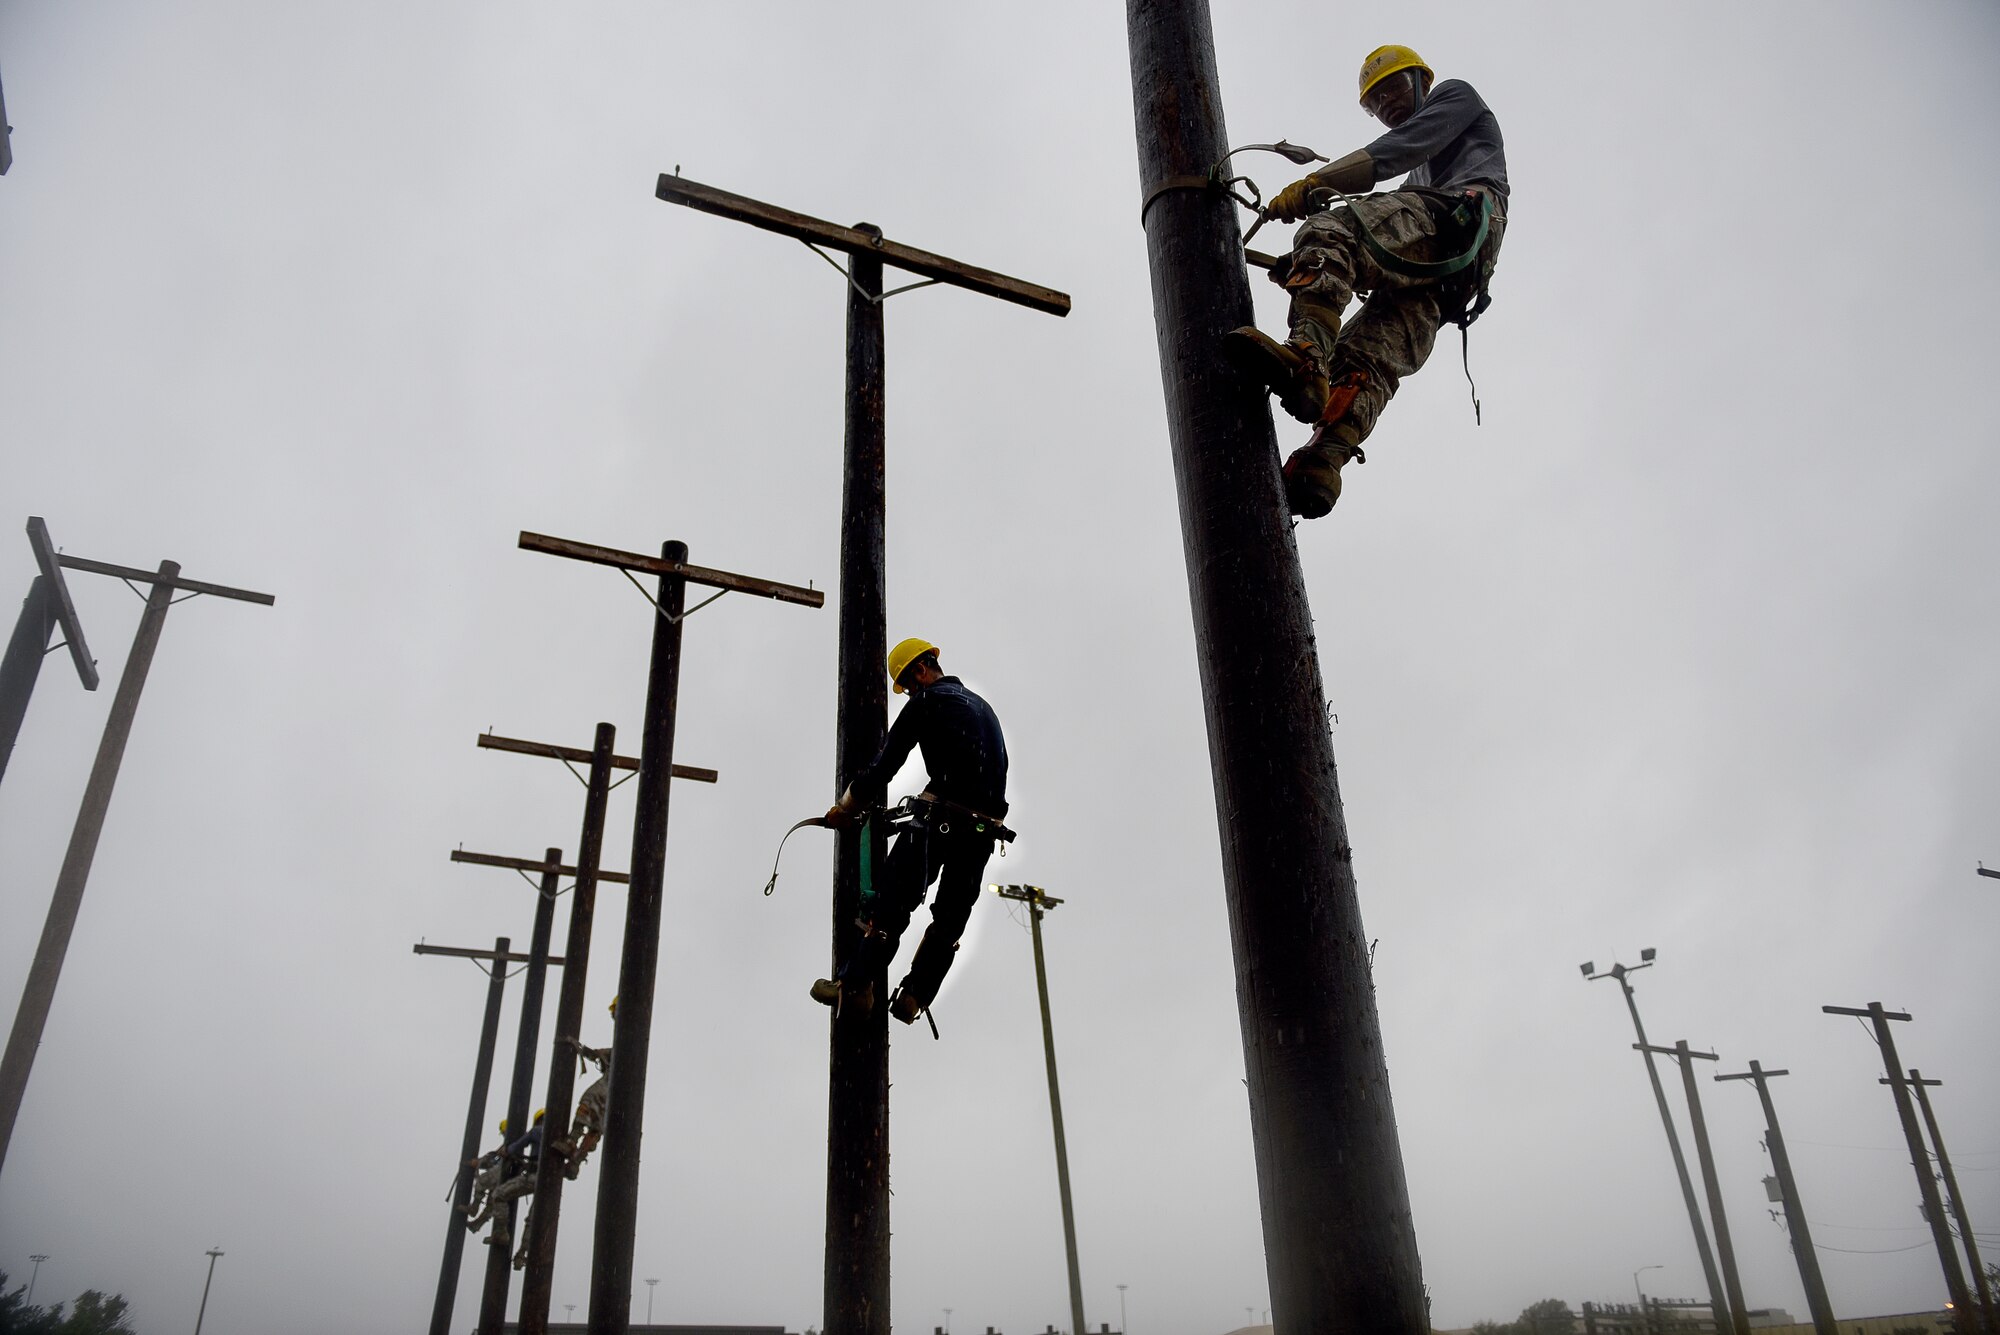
1268 150 1377 222
1267 175 1322 222
823 803 862 831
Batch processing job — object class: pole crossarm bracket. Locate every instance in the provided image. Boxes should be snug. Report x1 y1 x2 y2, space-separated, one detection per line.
26 518 99 689
1636 1042 1719 1062
1715 1067 1789 1083
518 531 824 608
476 731 717 785
451 848 631 885
54 553 275 606
655 173 1072 318
1822 1004 1913 1022
992 883 1064 909
413 942 568 967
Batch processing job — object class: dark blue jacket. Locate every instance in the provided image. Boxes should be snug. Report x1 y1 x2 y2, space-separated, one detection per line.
852 675 1008 817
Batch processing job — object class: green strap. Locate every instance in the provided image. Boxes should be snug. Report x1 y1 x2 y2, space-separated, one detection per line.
1352 191 1492 282
857 816 876 915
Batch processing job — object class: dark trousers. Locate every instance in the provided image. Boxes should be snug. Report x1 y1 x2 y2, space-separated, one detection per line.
849 823 996 1004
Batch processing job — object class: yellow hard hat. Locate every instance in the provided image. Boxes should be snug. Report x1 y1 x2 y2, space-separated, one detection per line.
499 1117 509 1134
533 1108 546 1124
608 995 618 1017
888 637 939 693
1358 44 1432 102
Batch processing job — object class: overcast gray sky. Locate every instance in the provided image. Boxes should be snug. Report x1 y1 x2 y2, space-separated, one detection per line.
3 3 1997 1333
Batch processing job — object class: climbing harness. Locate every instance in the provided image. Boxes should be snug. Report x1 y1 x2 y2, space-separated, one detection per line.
1154 139 1501 425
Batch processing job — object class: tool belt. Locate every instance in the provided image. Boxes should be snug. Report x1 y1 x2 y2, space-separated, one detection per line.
905 791 1016 843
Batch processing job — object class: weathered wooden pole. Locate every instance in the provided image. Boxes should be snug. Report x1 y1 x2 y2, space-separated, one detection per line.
588 543 687 1335
1903 1072 1995 1333
1124 1 1426 1328
518 724 618 1335
1824 1004 1975 1333
476 852 561 1335
2 518 102 789
1645 1042 1748 1335
1715 1062 1836 1335
429 936 512 1335
824 226 893 1335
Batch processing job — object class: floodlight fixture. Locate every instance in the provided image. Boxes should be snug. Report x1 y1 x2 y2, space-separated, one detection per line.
1640 947 1658 962
1579 961 1596 977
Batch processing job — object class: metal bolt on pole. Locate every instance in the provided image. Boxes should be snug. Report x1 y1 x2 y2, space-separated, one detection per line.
1715 1062 1836 1335
1124 2 1424 1326
995 885 1086 1335
193 1248 223 1335
1584 958 1728 1324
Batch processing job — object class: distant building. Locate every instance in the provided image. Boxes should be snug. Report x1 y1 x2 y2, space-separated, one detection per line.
502 1326 790 1335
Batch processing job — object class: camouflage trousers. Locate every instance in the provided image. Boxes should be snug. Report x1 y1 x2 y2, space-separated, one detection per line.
1275 189 1504 448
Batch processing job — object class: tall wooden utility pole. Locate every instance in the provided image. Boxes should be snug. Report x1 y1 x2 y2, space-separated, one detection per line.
1823 1004 1975 1333
993 885 1088 1335
1714 1062 1836 1335
1124 2 1424 1327
654 174 1068 1335
1638 1043 1747 1335
415 937 563 1335
1585 956 1729 1323
0 549 271 1176
1893 1070 1995 1333
2 519 99 787
520 530 821 1335
472 728 719 1335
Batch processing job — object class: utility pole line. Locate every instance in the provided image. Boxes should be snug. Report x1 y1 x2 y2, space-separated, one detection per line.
1 518 99 787
520 530 821 1335
994 885 1087 1335
468 848 564 1335
0 548 271 1177
192 1247 223 1335
1585 956 1729 1322
1638 1042 1748 1335
423 936 515 1335
1125 3 1423 1326
1891 1070 1995 1333
493 724 719 1335
1823 1003 1974 1333
1714 1062 1836 1335
656 171 1069 1335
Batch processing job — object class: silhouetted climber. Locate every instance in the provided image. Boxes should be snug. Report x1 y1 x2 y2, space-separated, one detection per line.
812 637 1010 1026
1224 43 1509 516
548 996 614 1179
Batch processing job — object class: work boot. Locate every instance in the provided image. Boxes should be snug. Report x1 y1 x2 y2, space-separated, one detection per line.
811 977 875 1015
485 1230 509 1248
808 978 841 1007
889 988 925 1026
1281 440 1363 519
1222 327 1330 424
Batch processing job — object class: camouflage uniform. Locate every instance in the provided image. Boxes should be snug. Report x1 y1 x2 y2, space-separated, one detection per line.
1277 189 1504 452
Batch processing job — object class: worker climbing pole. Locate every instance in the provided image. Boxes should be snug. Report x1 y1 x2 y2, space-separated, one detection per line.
1126 3 1428 1331
1218 44 1508 515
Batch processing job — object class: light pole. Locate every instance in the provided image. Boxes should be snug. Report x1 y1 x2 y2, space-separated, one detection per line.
26 1254 47 1306
1117 1284 1128 1334
944 1308 952 1334
644 1278 658 1326
566 1305 576 1323
1582 951 1728 1324
1633 1264 1662 1306
193 1248 223 1335
993 884 1087 1335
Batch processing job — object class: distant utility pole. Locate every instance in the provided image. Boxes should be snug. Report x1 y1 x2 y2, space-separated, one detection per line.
993 885 1087 1335
192 1248 223 1335
1637 1042 1748 1335
1583 954 1728 1323
655 171 1069 1335
519 530 821 1335
1125 4 1423 1327
2 518 99 786
0 543 272 1177
0 61 12 175
1889 1070 1995 1333
456 847 565 1335
1823 1004 1975 1334
1714 1062 1835 1335
483 726 720 1335
416 936 567 1335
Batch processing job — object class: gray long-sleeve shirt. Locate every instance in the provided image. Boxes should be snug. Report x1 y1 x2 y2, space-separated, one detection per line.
1364 78 1509 203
